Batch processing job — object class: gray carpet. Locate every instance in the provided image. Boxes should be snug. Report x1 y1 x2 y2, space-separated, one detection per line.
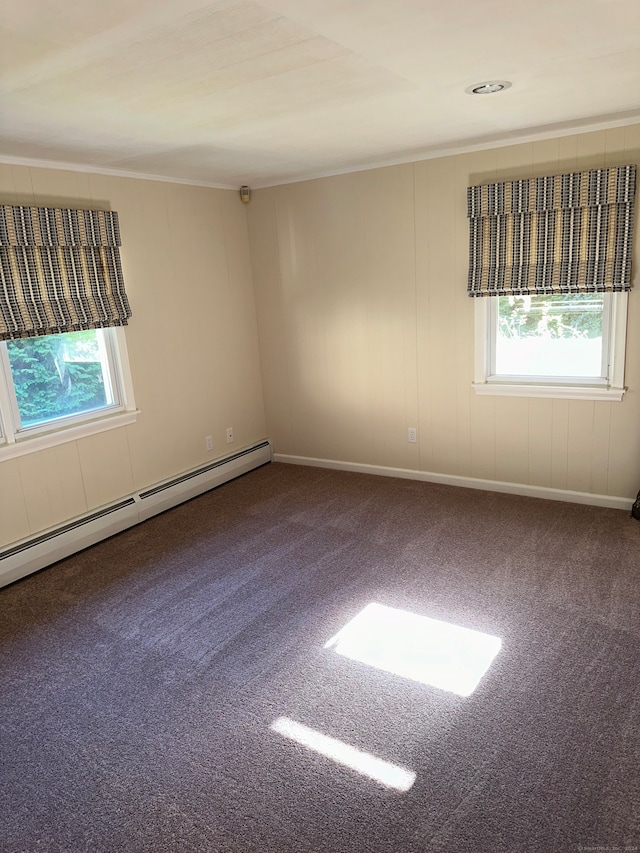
1 462 639 853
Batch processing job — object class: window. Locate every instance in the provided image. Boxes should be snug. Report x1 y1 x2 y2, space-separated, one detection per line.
0 203 137 457
467 165 636 401
473 291 628 400
0 327 136 457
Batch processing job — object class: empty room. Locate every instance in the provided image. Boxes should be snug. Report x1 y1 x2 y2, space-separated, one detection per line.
1 1 639 851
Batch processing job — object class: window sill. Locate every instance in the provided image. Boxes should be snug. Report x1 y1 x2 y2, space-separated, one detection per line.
0 409 140 460
472 383 625 401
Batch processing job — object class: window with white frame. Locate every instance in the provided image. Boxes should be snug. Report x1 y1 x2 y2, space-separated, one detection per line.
467 165 636 401
0 204 136 457
0 327 136 448
473 291 628 400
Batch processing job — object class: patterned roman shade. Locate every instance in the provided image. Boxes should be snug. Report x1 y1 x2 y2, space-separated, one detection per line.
0 205 132 340
467 165 636 297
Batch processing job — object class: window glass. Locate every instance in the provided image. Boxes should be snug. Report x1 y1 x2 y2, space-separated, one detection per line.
5 329 117 429
494 294 606 379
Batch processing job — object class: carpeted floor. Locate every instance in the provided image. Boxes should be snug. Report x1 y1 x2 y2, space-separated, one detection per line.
1 462 639 853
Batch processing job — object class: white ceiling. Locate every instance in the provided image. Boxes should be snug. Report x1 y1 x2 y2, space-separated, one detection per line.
1 0 639 189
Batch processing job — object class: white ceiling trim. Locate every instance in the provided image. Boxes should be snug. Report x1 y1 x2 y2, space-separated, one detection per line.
1 109 639 192
255 111 640 189
0 155 236 191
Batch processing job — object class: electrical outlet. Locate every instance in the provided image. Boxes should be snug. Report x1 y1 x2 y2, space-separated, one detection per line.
205 435 213 452
408 427 417 443
226 427 234 444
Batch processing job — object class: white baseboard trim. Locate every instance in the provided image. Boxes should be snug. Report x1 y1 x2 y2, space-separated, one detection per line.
273 453 633 512
0 440 272 589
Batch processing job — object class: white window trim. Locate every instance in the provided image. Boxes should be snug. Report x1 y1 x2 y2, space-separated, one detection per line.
0 327 139 460
472 293 628 402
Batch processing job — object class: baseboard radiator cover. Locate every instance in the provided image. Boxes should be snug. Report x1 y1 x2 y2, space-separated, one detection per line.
0 440 272 589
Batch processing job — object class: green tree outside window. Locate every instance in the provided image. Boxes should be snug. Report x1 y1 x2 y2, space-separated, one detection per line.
6 330 108 427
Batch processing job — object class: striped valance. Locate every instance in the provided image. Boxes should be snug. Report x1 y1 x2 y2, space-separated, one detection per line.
0 205 132 341
467 165 636 297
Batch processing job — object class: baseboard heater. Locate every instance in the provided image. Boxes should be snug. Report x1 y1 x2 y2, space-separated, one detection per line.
0 439 272 589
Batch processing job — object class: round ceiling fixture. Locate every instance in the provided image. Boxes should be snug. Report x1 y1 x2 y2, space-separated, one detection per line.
465 80 512 95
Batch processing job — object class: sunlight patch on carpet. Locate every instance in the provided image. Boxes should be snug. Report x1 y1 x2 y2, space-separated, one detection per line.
270 716 416 792
324 602 501 697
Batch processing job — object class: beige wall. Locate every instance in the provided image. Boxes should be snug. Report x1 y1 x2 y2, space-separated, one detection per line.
0 164 267 549
247 125 640 500
1 125 638 553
